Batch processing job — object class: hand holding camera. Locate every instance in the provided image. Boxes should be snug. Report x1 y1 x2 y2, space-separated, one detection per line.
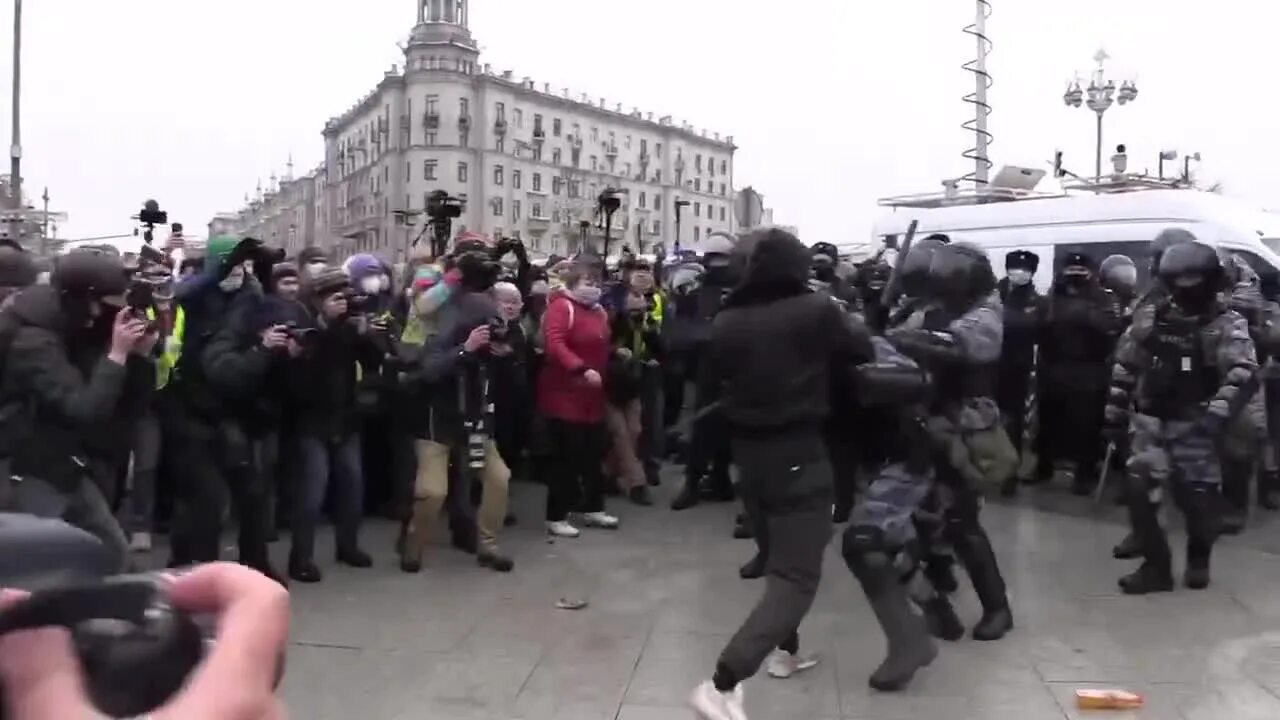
464 325 491 353
260 326 291 351
109 312 149 363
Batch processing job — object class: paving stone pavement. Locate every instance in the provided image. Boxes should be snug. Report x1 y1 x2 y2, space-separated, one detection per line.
271 474 1280 720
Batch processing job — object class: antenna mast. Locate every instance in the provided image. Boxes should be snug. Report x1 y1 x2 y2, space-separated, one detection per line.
961 0 993 185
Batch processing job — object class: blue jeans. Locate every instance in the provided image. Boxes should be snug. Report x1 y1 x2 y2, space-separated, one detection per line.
291 434 364 564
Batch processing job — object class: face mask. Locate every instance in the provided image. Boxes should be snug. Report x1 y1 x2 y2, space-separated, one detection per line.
571 285 602 306
219 274 244 293
360 276 382 295
1007 269 1033 287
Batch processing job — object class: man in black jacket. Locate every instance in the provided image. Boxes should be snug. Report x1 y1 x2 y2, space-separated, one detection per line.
1037 252 1120 494
0 250 154 572
687 228 875 720
285 268 381 583
996 250 1043 496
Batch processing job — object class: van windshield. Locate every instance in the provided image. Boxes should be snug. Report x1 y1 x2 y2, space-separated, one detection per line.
1264 238 1280 255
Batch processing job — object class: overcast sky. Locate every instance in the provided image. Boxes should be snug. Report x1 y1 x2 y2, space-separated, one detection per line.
0 0 1274 245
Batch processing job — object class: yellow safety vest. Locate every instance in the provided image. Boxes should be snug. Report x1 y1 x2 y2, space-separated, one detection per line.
648 291 664 327
146 305 184 389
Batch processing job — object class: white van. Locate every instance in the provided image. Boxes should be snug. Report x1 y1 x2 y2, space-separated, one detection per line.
870 184 1280 293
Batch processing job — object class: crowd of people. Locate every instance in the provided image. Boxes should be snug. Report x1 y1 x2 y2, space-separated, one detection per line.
0 220 1274 720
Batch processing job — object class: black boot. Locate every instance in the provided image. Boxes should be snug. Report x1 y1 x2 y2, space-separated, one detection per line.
1182 485 1220 591
337 547 373 568
1112 532 1141 560
628 486 654 507
952 527 1013 641
1220 458 1251 535
289 559 323 584
670 480 700 511
858 573 937 691
738 553 765 580
1118 492 1174 595
922 595 965 642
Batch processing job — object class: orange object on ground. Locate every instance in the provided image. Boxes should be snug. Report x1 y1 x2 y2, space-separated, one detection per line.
1075 688 1145 710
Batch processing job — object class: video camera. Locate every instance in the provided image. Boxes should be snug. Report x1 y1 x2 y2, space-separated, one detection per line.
135 200 169 247
424 190 465 259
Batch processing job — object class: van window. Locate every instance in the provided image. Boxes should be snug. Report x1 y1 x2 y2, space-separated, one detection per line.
1229 249 1276 279
1263 239 1280 256
1054 241 1150 287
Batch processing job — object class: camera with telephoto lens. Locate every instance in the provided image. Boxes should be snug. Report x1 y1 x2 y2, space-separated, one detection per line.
425 190 466 259
281 321 318 345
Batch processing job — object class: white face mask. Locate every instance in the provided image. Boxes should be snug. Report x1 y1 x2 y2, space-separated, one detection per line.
359 276 382 295
1007 269 1033 287
571 284 602 306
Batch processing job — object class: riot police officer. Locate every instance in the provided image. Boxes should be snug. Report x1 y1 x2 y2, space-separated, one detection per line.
1104 240 1259 593
887 242 1015 642
841 336 939 691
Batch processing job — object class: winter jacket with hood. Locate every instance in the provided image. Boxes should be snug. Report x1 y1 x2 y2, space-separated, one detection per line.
537 288 611 424
0 285 154 490
694 228 875 444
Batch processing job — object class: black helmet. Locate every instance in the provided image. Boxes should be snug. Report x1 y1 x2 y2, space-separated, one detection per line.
900 235 950 298
928 242 996 306
1099 254 1138 294
1150 227 1197 272
52 249 128 298
1157 242 1225 314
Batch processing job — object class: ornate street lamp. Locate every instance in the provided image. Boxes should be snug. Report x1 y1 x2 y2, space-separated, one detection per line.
1063 49 1139 182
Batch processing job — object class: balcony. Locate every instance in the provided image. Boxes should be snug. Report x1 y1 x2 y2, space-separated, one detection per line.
424 113 440 129
605 143 618 158
494 119 508 135
533 127 546 141
639 151 650 164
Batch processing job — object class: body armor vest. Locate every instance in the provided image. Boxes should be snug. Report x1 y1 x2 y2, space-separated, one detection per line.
1137 312 1219 419
921 307 997 405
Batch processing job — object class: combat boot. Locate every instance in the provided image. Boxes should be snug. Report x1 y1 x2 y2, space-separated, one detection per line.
1182 486 1220 590
1118 561 1174 594
922 595 965 642
1112 532 1141 559
863 580 937 691
1258 469 1280 510
953 528 1014 641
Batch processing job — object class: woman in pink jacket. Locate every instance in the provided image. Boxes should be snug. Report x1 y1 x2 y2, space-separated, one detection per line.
537 260 620 537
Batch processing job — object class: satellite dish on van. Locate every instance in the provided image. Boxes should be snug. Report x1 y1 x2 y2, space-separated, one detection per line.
991 165 1046 191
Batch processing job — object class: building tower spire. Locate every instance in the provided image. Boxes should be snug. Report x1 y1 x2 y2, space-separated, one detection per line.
420 0 467 26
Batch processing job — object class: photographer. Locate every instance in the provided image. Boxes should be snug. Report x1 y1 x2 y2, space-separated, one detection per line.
285 269 380 583
403 249 515 574
0 250 156 571
167 235 283 574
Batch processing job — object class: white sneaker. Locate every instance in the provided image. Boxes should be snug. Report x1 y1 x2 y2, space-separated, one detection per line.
579 511 620 530
765 649 820 679
689 680 748 720
546 521 581 538
129 532 152 553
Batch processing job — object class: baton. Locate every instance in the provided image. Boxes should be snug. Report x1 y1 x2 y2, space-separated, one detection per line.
1094 442 1115 505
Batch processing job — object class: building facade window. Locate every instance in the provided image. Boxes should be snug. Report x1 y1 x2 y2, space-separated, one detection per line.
512 170 522 189
720 206 726 221
424 160 437 180
656 142 663 157
721 160 728 174
493 198 503 216
590 156 598 171
653 220 661 235
495 137 504 153
493 164 504 185
532 144 542 162
695 178 701 192
590 126 599 142
425 94 439 116
426 132 437 146
696 154 703 173
569 180 580 198
457 161 468 182
552 148 562 165
694 227 701 242
513 109 523 128
459 97 469 117
720 183 726 196
694 201 701 216
532 172 542 192
494 102 505 121
625 134 632 149
654 195 663 211
553 118 562 136
638 191 646 209
512 200 521 220
532 201 543 218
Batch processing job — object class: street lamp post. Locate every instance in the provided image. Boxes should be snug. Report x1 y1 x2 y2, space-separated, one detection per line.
8 0 22 212
597 187 622 260
674 199 690 254
1063 49 1138 182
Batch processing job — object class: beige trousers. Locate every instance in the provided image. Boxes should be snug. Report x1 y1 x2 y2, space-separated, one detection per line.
403 439 509 560
605 399 645 491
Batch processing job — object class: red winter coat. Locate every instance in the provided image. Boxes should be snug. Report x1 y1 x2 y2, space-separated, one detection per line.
537 291 611 423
